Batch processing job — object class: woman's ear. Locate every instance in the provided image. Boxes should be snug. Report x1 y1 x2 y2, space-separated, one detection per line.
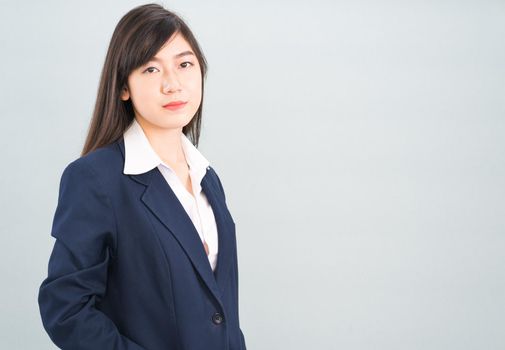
120 86 130 101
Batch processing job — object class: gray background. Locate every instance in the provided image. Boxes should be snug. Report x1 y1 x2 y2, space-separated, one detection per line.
1 0 504 349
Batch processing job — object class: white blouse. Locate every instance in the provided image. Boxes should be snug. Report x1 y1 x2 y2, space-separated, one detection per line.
122 118 219 271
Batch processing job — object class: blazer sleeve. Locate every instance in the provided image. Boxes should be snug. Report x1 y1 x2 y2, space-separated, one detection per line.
38 160 145 350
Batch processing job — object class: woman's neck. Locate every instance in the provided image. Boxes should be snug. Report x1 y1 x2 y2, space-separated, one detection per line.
135 116 187 167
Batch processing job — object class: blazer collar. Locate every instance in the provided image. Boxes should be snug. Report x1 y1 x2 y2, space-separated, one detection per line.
116 137 234 310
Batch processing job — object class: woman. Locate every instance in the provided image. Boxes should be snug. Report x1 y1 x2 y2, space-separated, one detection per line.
38 4 246 350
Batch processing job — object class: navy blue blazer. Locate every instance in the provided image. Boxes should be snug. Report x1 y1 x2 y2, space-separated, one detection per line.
38 138 246 350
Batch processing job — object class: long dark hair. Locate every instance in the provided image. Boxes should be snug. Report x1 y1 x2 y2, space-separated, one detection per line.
81 3 208 156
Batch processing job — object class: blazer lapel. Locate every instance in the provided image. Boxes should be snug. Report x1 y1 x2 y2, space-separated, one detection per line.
116 138 234 306
201 173 234 293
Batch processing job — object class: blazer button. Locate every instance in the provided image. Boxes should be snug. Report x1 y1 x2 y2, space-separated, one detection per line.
212 312 224 325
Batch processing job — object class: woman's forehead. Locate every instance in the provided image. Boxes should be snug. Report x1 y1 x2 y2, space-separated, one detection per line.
157 32 192 55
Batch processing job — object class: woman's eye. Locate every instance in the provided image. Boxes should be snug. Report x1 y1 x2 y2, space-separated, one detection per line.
180 61 194 68
143 62 193 73
144 67 159 74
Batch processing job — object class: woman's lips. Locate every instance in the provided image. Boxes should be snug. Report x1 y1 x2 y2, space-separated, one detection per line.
163 101 187 110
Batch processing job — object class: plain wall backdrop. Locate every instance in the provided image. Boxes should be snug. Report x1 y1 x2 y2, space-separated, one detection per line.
0 0 504 349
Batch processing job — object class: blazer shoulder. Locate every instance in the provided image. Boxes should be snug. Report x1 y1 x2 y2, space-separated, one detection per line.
61 141 123 184
206 165 227 202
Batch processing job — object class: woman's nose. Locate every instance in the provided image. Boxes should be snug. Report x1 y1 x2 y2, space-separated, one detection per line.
162 73 182 93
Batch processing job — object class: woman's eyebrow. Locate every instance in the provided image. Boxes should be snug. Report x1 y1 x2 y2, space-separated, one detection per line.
150 51 195 63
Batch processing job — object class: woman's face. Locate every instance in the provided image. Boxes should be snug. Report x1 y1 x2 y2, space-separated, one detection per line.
121 32 202 132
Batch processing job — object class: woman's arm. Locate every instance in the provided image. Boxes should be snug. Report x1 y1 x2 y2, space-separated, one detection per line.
38 160 146 350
